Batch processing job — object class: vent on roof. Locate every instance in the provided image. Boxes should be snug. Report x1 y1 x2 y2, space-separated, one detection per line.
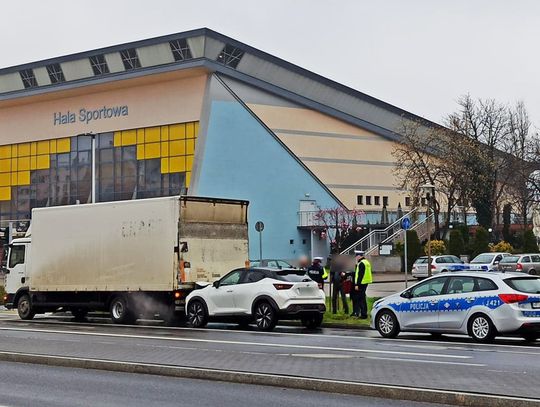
216 44 244 69
120 48 141 70
19 69 38 88
90 54 110 75
46 63 65 84
169 39 192 62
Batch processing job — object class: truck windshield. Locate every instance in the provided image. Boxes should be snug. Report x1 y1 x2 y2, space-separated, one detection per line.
8 245 25 268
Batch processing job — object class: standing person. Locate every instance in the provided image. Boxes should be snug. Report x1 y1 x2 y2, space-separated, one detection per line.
353 250 372 319
307 257 324 288
331 256 349 314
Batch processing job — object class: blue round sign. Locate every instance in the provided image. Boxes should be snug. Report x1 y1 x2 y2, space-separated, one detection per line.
401 217 411 230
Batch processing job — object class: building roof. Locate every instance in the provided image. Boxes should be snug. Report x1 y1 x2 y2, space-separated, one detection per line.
0 27 436 142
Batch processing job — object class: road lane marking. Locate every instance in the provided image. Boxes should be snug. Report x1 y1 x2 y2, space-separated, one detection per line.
362 356 485 367
0 326 471 360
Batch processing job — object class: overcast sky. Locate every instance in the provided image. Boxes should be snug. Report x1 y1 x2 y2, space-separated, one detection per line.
2 0 539 128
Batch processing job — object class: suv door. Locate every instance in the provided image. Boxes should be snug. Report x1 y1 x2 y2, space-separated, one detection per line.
521 256 532 273
438 276 476 330
210 269 244 314
399 276 448 329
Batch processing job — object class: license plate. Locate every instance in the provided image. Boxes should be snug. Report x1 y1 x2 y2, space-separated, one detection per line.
532 302 540 309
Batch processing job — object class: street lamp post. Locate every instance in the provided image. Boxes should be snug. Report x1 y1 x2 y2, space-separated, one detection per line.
421 184 436 277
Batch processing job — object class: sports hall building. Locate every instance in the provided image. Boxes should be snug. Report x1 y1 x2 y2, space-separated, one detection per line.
0 28 438 260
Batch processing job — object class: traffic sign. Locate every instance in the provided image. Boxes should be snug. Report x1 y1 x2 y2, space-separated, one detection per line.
255 221 264 232
401 217 411 230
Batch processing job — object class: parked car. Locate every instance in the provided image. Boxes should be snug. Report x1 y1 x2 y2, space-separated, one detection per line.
411 255 465 279
250 259 295 269
498 254 540 275
371 272 540 342
468 252 511 272
185 267 326 331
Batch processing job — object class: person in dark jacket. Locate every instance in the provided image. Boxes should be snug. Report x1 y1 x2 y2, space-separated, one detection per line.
351 250 372 318
331 257 349 314
307 257 324 288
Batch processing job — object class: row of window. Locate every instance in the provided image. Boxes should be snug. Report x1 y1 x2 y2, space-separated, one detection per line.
17 40 244 90
356 195 389 206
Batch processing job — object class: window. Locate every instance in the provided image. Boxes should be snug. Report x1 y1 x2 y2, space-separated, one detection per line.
374 196 380 206
46 63 65 83
216 44 244 68
366 196 372 205
245 270 266 283
410 277 447 298
289 239 294 244
169 39 192 61
267 260 279 268
302 239 307 245
522 256 531 263
504 277 540 294
357 195 363 205
405 197 411 207
277 260 292 269
120 48 141 70
447 276 475 294
19 69 37 88
383 196 388 206
90 55 109 75
220 269 243 286
475 278 498 291
8 245 25 268
532 255 540 262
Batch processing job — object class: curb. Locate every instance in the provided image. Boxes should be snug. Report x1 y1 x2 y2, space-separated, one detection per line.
280 321 372 331
0 351 537 407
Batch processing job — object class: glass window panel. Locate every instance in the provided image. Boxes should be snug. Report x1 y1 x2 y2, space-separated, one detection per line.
100 163 114 179
99 133 114 149
57 153 70 167
77 136 92 151
122 146 136 161
70 136 78 152
77 165 90 182
77 151 91 165
122 161 137 178
145 159 161 190
123 177 136 194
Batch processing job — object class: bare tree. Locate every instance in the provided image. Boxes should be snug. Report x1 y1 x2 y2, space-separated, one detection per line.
313 207 364 253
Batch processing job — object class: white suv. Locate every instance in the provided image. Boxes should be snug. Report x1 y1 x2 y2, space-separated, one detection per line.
185 268 326 331
412 255 465 279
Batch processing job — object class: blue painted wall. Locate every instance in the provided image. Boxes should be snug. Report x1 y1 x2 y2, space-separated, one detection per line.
196 100 340 260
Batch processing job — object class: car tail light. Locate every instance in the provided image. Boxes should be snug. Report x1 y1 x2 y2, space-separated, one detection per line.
273 283 293 290
431 264 436 270
516 263 523 271
498 293 528 304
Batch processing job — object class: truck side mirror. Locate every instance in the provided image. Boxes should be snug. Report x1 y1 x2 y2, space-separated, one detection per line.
213 281 220 288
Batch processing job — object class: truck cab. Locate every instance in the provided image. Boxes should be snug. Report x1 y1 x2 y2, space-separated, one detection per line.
4 237 31 311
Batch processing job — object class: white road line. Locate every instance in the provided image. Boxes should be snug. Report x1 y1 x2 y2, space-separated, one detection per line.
362 356 485 367
0 326 471 360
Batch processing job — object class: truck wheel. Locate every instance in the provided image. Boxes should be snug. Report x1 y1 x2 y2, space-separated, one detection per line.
71 309 88 321
254 301 277 331
301 314 324 329
187 300 208 328
110 296 136 325
17 294 35 320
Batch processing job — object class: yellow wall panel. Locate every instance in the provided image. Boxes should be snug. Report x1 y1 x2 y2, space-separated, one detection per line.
186 156 193 171
186 122 195 138
11 172 17 185
144 142 160 159
31 142 37 155
0 145 11 159
113 132 122 147
49 140 57 154
0 186 11 201
18 171 30 186
18 157 30 171
170 156 185 172
136 144 145 160
57 138 70 153
194 121 199 138
169 123 185 140
18 143 30 157
161 126 169 141
121 129 137 146
186 172 191 187
161 158 169 174
30 156 37 170
0 159 10 173
11 145 18 157
186 139 195 155
37 140 50 155
11 158 18 171
145 127 160 143
36 154 50 170
161 142 169 157
169 140 185 156
0 173 10 186
137 129 145 144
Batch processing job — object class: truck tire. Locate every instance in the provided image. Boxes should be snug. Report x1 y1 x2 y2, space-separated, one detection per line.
17 294 35 320
110 296 136 325
254 301 278 331
187 300 208 328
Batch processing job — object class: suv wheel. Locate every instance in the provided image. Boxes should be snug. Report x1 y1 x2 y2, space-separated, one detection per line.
187 300 208 328
375 310 400 338
468 314 496 343
254 301 277 331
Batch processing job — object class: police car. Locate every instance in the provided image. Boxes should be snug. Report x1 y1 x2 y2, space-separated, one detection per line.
371 272 540 342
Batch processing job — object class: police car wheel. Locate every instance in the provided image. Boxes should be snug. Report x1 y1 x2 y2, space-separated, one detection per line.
376 310 400 338
468 314 496 342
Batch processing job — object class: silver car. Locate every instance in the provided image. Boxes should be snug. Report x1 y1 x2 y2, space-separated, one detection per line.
498 254 540 275
411 255 465 279
371 272 540 342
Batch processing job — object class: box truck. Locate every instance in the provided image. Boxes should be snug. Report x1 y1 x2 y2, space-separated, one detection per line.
3 196 249 324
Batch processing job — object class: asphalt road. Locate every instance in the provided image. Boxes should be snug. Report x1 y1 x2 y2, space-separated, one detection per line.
0 313 538 402
0 361 450 407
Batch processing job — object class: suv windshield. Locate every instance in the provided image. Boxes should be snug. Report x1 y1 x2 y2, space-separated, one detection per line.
504 277 540 294
471 254 495 264
275 269 312 282
500 256 519 263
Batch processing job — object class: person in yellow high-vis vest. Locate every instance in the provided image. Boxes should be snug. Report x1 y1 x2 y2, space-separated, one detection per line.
352 250 373 319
